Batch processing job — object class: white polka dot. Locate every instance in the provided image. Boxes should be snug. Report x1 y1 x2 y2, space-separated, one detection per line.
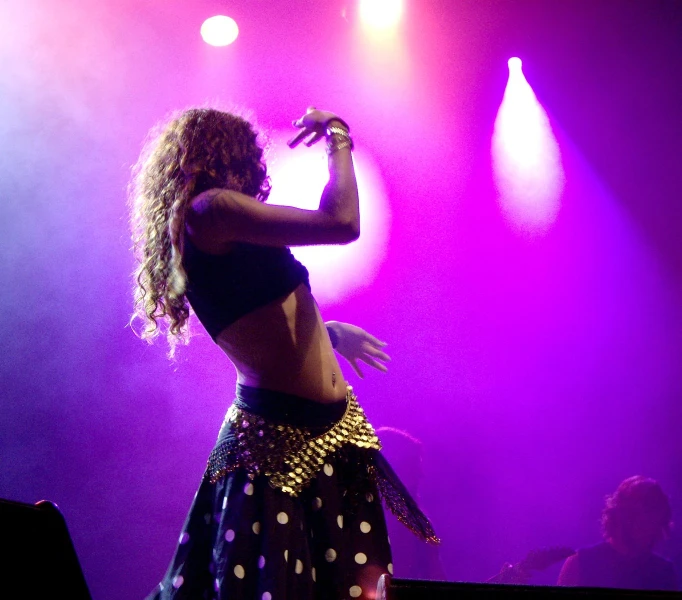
234 564 245 579
277 511 289 524
258 555 266 569
387 536 391 545
204 513 212 524
214 579 220 592
388 563 394 574
312 497 323 510
355 552 367 565
337 515 343 528
179 532 190 544
350 585 363 597
224 529 235 542
222 497 228 510
312 567 316 582
360 521 371 533
244 482 254 496
365 492 374 502
323 463 334 476
252 521 261 534
262 593 272 600
295 559 303 574
284 549 289 562
325 548 337 562
172 575 184 589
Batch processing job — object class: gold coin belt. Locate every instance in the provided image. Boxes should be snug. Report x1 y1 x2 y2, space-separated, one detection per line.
205 387 382 496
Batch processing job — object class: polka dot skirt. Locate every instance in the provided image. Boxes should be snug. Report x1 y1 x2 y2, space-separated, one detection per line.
146 451 392 600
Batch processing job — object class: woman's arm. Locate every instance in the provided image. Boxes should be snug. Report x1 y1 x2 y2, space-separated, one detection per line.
186 108 359 250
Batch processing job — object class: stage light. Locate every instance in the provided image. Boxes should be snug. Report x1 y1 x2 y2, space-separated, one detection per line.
200 15 239 47
508 57 522 70
266 136 390 304
491 58 564 234
359 0 404 30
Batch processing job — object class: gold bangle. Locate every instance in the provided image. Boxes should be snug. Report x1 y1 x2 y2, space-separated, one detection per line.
326 139 353 155
327 125 350 138
326 126 354 152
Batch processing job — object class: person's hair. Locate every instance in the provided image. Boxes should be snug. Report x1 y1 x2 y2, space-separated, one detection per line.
129 107 270 356
601 475 673 545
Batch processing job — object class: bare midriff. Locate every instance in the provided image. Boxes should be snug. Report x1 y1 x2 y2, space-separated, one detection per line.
214 283 347 404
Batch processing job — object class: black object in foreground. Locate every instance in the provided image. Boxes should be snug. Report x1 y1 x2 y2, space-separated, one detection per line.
0 498 92 600
377 575 682 600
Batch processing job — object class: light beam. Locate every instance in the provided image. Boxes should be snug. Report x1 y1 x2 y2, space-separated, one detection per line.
492 57 564 234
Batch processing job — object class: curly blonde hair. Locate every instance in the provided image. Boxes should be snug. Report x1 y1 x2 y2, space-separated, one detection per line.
129 108 271 356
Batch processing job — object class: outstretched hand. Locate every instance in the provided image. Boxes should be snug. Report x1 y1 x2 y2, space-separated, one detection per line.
288 106 345 149
326 321 390 379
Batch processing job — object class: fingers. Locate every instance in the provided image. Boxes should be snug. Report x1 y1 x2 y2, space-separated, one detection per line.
350 358 364 379
288 109 323 148
305 131 325 147
361 330 387 347
287 128 310 148
288 129 324 148
367 348 391 362
360 356 388 373
362 342 390 362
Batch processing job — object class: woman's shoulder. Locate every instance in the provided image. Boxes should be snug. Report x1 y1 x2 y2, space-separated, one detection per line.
186 188 247 254
189 188 250 213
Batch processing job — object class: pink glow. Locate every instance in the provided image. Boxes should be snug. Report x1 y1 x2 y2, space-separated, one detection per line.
266 136 391 304
200 15 239 47
492 58 564 233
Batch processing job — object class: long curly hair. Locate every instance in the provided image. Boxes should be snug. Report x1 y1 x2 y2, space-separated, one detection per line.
601 475 673 546
129 108 271 356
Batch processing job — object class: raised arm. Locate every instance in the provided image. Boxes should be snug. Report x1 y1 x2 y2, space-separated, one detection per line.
186 108 359 251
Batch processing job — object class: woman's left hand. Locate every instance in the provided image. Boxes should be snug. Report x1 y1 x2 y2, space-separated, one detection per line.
326 321 390 378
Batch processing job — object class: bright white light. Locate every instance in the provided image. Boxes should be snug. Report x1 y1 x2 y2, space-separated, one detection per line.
200 15 239 47
359 0 404 30
508 57 522 70
491 59 564 234
266 137 391 304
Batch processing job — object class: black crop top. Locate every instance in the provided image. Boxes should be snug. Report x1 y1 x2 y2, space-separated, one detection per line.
183 236 311 340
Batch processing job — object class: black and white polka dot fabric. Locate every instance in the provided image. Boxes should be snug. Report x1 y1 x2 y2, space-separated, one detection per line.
147 450 392 600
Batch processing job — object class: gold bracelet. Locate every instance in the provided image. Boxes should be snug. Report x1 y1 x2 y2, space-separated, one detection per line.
326 139 353 155
326 125 354 150
327 125 350 138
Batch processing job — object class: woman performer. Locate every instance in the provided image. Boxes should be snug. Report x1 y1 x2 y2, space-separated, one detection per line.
130 106 438 600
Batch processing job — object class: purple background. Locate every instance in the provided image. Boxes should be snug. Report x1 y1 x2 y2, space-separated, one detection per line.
1 0 681 597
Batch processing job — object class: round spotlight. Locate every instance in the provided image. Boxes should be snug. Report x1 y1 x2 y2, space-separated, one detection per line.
508 57 523 70
359 0 404 30
266 136 390 303
201 15 239 47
